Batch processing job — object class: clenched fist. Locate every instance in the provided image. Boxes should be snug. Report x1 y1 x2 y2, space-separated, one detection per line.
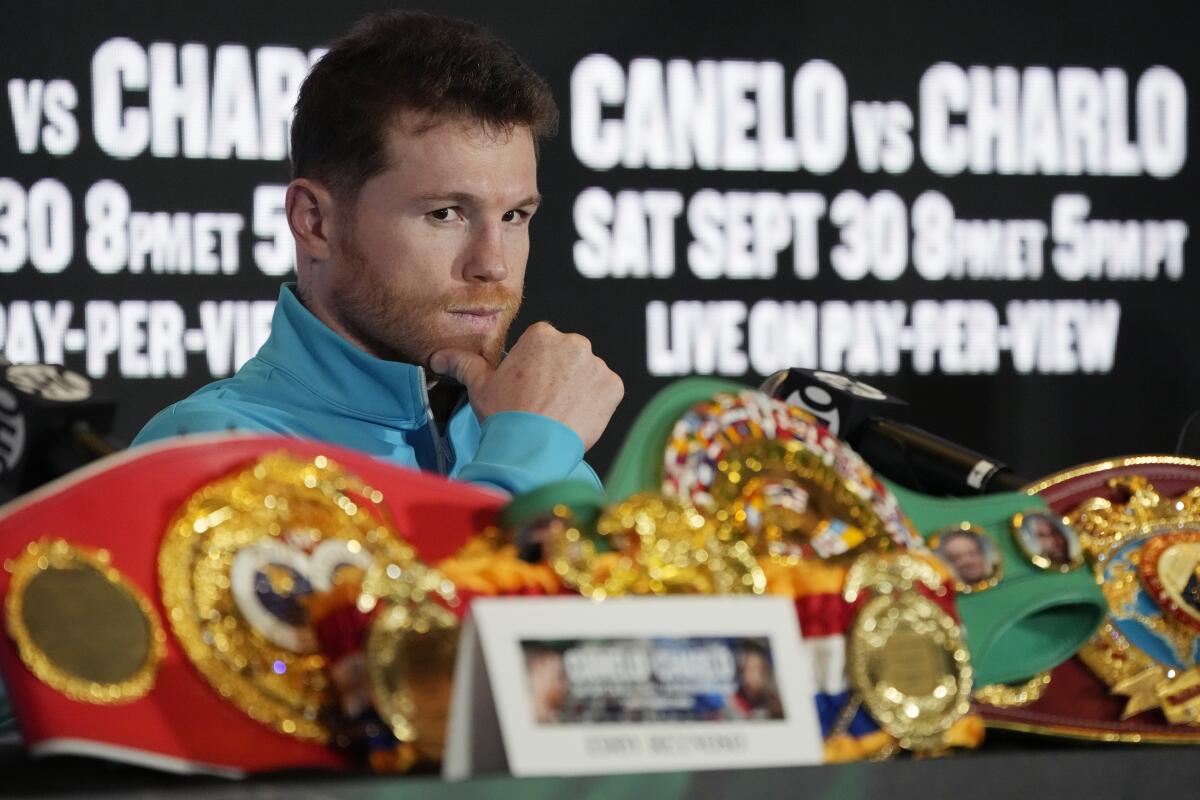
428 322 624 451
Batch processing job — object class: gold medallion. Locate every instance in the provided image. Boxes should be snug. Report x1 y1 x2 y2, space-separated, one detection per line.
1011 510 1085 572
362 560 461 762
158 451 416 742
365 599 460 760
5 539 165 704
847 592 973 750
928 523 1003 594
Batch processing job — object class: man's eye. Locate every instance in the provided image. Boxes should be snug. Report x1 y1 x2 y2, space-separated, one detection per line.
502 209 530 223
430 208 461 222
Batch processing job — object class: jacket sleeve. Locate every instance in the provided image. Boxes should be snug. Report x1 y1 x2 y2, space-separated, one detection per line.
452 411 603 495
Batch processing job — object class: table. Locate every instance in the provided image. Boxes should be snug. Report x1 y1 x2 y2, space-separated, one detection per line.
4 732 1200 799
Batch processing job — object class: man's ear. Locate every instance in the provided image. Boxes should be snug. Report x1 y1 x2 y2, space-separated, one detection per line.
286 178 338 262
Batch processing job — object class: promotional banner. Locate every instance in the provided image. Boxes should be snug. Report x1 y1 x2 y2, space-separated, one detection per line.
1 0 1196 478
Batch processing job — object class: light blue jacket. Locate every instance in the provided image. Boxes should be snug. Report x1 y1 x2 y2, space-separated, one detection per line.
133 285 601 495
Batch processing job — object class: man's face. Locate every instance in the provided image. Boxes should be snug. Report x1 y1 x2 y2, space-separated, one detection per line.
1033 518 1069 563
529 652 567 709
322 116 540 368
943 535 989 583
739 651 769 702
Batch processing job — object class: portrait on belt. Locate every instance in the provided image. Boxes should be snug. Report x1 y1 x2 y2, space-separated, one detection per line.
930 524 1002 593
1012 511 1084 571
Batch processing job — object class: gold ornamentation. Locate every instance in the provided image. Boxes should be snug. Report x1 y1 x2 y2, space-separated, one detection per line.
1077 621 1164 720
158 451 416 742
549 493 765 599
1099 559 1141 619
1157 667 1200 725
5 539 165 704
1066 476 1200 725
1129 608 1197 668
1065 476 1200 559
707 440 899 563
361 559 460 612
1111 665 1169 719
973 671 1052 708
847 591 973 751
927 523 1003 594
842 552 945 603
545 508 636 600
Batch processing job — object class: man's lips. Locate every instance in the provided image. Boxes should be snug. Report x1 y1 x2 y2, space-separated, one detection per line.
445 307 502 333
448 307 502 316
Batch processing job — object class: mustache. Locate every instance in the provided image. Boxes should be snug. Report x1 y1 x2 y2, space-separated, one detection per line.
440 285 522 314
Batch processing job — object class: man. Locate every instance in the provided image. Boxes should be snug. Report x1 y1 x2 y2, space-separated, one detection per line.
727 640 783 720
1028 515 1070 566
134 11 623 496
524 646 568 724
938 529 993 585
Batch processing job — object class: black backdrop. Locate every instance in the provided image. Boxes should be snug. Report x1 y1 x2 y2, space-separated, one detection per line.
2 0 1198 480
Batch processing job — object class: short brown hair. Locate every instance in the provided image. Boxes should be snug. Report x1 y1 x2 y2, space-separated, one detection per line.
291 10 558 200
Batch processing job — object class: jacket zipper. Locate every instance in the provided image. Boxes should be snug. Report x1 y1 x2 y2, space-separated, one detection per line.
416 367 458 475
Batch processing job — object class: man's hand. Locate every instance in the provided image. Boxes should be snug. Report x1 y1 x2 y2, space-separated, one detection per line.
429 322 624 451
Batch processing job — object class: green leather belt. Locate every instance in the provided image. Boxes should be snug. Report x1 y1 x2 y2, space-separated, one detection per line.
593 376 1108 687
883 480 1106 686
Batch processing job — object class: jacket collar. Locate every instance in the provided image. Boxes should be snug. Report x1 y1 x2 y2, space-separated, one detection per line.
254 284 432 427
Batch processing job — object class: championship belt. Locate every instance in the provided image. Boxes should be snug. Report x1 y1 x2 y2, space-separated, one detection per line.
591 377 982 760
976 456 1200 743
883 480 1108 686
0 434 504 774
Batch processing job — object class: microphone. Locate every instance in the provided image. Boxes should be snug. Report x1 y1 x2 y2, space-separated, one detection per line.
1176 409 1200 457
0 360 121 503
761 368 1028 496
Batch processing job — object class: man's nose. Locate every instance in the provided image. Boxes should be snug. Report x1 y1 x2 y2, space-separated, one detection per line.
461 223 508 282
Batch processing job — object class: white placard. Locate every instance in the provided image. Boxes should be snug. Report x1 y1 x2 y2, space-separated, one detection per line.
442 596 823 779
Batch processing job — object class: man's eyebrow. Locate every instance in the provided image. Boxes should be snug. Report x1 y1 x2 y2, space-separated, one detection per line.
413 192 543 208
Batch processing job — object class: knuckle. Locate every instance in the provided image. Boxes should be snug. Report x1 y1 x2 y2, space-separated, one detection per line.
565 332 591 351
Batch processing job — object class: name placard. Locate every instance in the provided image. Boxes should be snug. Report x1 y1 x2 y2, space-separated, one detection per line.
443 596 822 778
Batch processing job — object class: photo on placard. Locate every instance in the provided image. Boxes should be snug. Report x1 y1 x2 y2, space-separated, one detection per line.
520 636 785 725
